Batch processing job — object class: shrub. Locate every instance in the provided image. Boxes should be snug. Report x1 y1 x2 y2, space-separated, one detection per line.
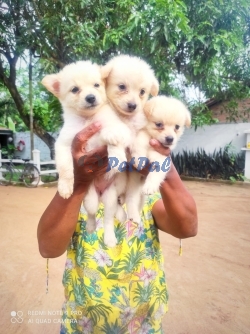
172 145 245 181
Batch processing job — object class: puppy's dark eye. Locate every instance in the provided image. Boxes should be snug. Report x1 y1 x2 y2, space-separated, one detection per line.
71 87 79 94
175 125 180 130
94 83 100 88
140 89 145 96
119 84 126 91
155 122 164 128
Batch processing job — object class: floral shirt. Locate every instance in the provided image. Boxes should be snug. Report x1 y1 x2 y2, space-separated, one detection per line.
60 193 168 334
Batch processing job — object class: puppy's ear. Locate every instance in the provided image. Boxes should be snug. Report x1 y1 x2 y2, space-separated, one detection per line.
185 110 192 127
150 78 159 96
144 98 154 118
41 74 61 97
100 63 113 80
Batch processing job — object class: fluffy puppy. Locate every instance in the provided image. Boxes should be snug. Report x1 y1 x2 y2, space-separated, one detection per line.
42 61 131 247
103 55 159 117
126 95 191 223
102 55 159 133
101 55 159 215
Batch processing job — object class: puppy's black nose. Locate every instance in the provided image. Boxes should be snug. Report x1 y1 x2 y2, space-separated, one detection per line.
127 102 137 111
165 136 174 144
85 94 96 104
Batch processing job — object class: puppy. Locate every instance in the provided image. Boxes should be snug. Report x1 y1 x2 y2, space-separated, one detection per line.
42 61 132 247
126 96 191 222
101 55 159 217
102 55 159 122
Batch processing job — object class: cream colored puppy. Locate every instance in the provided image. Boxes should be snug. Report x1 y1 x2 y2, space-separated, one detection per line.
42 61 132 247
102 54 159 134
101 55 159 216
126 96 191 222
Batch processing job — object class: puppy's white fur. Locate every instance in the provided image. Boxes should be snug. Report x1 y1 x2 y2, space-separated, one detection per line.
126 96 191 222
102 55 159 119
42 61 132 247
101 55 159 222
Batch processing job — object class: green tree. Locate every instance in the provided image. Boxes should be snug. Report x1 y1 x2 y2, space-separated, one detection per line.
0 1 58 157
0 0 250 158
0 83 20 129
0 67 62 132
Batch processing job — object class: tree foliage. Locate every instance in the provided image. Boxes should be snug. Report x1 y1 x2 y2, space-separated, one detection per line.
0 0 250 157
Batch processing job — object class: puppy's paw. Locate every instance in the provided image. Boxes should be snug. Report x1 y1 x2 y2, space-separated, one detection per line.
118 195 125 205
104 232 117 248
58 179 74 199
142 182 158 195
102 130 122 146
86 219 97 234
107 152 127 174
132 155 149 170
114 153 127 171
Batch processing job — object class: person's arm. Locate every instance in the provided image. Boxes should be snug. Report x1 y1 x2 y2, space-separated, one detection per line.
37 123 108 258
150 140 198 238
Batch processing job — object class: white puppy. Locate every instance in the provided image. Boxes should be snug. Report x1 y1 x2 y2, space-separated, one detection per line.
102 55 159 121
126 96 191 223
101 54 159 215
41 61 132 247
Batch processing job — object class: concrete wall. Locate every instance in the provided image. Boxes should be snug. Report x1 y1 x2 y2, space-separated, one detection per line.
13 132 57 161
174 123 250 155
13 123 250 161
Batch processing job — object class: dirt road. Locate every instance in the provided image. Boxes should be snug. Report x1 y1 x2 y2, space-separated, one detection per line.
0 181 249 334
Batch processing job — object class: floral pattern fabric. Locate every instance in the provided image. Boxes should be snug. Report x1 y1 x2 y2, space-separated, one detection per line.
60 193 168 334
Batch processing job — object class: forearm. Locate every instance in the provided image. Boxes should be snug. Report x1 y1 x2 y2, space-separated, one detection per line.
37 185 88 258
37 123 109 258
153 164 198 238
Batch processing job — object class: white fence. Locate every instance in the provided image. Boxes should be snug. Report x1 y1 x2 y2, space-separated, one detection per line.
0 149 57 184
32 149 57 176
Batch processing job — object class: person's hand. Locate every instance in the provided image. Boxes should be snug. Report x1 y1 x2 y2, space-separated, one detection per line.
149 139 171 156
150 139 174 179
71 123 108 189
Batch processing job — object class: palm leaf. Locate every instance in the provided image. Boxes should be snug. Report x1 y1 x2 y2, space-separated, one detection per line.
119 247 145 272
87 303 112 325
100 319 127 334
72 277 87 306
133 281 155 304
62 269 72 286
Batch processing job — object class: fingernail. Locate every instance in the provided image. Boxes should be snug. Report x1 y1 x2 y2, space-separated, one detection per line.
150 139 157 145
94 121 102 128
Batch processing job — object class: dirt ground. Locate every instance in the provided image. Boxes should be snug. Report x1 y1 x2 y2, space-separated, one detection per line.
0 181 250 334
